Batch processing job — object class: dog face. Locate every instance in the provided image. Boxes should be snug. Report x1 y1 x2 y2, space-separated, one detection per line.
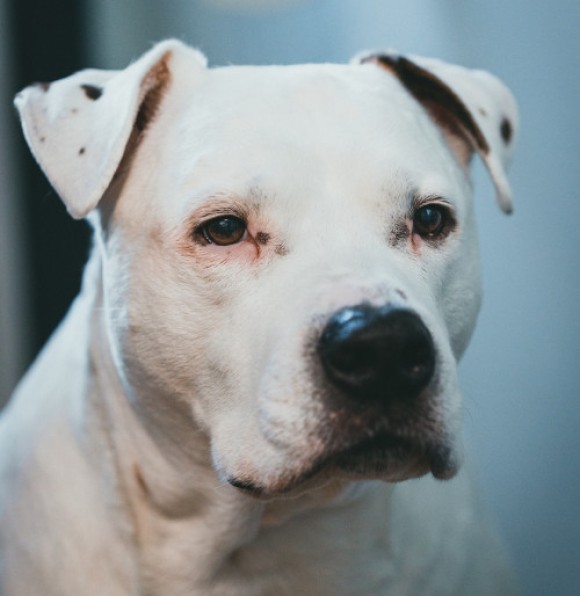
15 41 517 496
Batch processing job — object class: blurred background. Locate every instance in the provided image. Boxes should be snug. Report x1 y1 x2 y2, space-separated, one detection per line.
1 0 579 593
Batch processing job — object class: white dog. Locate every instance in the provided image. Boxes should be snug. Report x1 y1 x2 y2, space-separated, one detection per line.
0 40 518 595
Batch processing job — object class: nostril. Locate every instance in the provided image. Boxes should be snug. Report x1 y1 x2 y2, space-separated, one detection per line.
322 341 379 385
318 304 435 401
396 333 435 391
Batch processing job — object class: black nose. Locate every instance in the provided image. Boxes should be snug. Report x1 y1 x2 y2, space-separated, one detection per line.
318 304 435 401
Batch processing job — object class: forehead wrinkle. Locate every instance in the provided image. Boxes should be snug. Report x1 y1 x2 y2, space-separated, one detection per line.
371 170 413 218
380 166 461 210
246 184 271 215
381 169 414 199
177 183 271 223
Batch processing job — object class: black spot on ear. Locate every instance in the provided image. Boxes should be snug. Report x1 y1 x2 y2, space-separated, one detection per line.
500 117 513 144
40 136 46 143
78 147 86 155
81 84 103 101
478 107 488 117
34 82 51 92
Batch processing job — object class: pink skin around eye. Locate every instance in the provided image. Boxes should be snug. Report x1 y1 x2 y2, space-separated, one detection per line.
198 221 268 263
406 219 423 254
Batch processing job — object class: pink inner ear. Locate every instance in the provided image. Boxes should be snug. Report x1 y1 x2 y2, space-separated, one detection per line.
134 53 172 135
361 54 489 169
420 99 474 169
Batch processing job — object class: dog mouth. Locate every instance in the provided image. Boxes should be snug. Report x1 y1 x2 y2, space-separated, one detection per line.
227 303 459 498
330 433 454 478
228 431 458 498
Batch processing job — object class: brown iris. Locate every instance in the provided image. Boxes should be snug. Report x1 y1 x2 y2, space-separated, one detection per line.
198 216 247 246
412 205 449 239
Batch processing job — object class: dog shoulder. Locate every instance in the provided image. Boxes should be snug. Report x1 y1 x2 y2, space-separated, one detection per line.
0 255 137 592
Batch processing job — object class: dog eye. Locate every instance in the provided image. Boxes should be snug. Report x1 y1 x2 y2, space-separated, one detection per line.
198 216 247 246
412 205 451 239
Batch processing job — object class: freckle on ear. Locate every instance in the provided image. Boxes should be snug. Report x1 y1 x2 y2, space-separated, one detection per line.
81 84 103 101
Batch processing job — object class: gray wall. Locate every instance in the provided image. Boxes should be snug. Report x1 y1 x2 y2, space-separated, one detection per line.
3 1 579 593
0 0 30 407
454 3 580 595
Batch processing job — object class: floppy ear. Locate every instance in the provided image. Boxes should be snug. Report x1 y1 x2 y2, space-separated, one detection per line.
354 52 518 214
14 39 207 219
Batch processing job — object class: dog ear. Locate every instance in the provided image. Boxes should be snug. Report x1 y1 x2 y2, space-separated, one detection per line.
354 52 518 214
14 39 207 219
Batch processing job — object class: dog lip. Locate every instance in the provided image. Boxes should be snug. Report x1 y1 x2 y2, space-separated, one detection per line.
328 432 424 473
227 477 265 496
329 432 458 480
227 433 457 499
427 443 459 480
334 432 416 460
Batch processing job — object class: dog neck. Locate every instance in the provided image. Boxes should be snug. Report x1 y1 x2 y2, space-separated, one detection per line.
82 247 395 594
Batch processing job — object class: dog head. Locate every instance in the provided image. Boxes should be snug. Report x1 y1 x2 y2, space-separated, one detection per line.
15 40 517 497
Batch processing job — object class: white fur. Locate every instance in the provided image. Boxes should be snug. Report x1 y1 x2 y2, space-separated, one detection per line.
1 40 519 594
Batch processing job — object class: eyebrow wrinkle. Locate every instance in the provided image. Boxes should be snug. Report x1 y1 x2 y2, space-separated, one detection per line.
247 185 270 214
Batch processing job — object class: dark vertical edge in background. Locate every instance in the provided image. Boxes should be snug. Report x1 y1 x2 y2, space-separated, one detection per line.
8 0 91 359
